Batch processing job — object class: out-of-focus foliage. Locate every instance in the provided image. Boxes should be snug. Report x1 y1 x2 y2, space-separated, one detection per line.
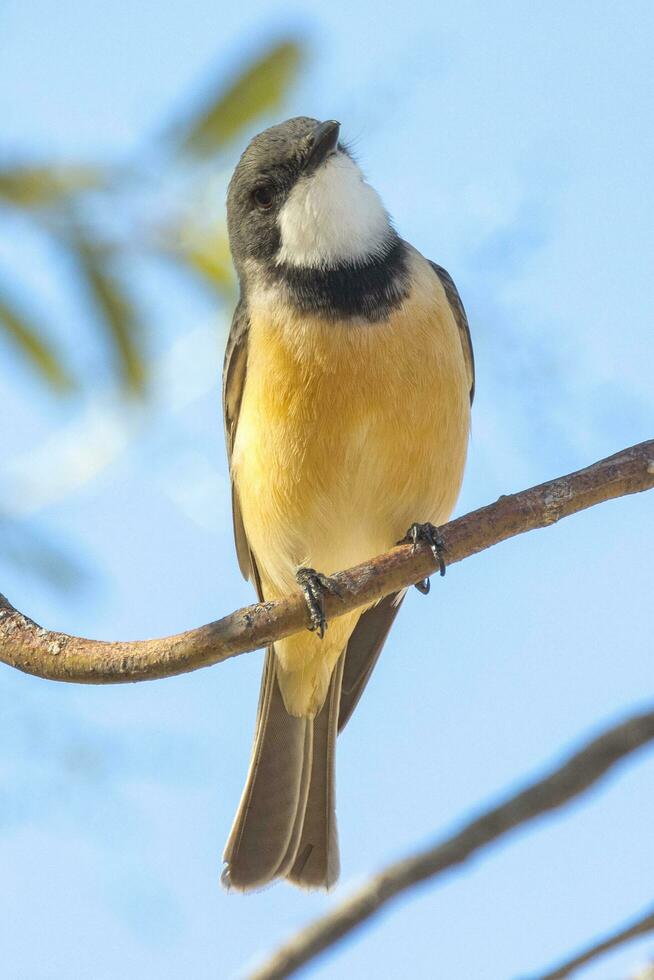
0 36 304 583
175 222 236 301
176 41 302 157
0 37 304 396
0 283 75 392
0 164 106 208
68 231 146 392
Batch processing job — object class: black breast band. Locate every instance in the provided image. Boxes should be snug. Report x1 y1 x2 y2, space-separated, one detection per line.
267 235 410 321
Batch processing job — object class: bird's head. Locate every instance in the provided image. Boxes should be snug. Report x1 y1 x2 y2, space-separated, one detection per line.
226 117 394 277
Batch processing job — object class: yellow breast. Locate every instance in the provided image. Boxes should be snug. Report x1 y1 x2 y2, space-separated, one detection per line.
231 248 471 716
232 248 471 596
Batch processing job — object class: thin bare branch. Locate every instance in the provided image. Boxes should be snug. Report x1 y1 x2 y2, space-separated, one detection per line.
529 904 654 979
248 710 654 980
0 439 652 684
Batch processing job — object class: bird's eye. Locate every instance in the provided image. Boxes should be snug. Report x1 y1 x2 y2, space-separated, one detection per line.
253 185 274 210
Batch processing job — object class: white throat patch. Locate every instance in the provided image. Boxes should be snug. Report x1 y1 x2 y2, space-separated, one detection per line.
276 152 391 268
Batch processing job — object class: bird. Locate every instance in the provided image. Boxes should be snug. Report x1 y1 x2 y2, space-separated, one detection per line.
221 117 474 891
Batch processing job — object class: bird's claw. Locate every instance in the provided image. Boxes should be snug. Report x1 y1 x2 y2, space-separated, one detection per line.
296 567 343 639
398 522 447 594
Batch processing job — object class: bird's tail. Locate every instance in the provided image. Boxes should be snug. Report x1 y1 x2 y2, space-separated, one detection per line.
222 649 344 891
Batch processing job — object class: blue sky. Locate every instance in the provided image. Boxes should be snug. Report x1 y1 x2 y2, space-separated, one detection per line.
0 1 653 978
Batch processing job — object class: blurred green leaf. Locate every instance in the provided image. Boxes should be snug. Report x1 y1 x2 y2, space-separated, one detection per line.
183 245 235 299
179 226 236 299
0 164 105 209
0 285 75 391
0 37 306 405
70 235 146 393
177 39 303 157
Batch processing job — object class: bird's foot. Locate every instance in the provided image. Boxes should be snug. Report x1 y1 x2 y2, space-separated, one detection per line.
295 567 344 639
398 522 447 594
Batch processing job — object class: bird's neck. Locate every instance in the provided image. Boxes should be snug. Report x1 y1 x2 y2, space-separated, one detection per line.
252 235 410 322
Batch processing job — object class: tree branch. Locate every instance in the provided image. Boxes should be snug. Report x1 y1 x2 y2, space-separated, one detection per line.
529 904 654 979
0 439 652 683
248 710 654 980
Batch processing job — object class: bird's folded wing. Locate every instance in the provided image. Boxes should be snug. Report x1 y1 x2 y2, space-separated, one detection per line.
429 260 475 404
223 300 260 587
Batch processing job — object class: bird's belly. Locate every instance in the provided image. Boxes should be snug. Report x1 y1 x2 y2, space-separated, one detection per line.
231 276 471 599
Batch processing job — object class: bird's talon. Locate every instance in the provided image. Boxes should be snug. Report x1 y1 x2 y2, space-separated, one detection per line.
398 522 447 590
296 567 342 639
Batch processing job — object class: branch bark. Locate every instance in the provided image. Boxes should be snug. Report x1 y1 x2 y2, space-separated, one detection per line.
530 904 654 979
0 439 652 683
248 710 654 980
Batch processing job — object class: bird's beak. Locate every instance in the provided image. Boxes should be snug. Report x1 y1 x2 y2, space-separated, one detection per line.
303 120 341 174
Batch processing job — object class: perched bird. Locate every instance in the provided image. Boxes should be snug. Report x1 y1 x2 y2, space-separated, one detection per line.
222 117 474 891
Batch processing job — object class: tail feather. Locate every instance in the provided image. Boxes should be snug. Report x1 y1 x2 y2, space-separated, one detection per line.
274 721 315 880
222 650 312 890
222 650 344 892
286 653 344 889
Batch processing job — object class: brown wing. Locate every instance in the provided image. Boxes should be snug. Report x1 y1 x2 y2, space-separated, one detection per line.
429 261 475 404
223 299 259 588
338 592 404 732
